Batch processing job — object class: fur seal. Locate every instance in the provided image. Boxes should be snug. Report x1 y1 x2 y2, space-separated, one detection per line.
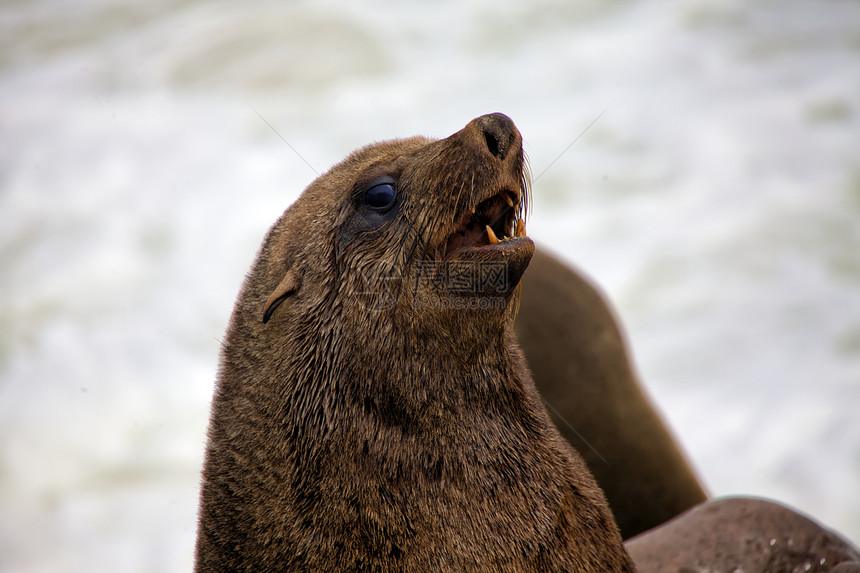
626 497 860 572
195 113 634 571
515 248 708 538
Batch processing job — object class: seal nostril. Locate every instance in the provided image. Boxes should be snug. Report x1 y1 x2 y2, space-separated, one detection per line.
484 131 502 159
476 112 517 161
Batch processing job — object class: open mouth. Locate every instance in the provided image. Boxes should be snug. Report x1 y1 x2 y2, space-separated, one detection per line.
441 189 527 258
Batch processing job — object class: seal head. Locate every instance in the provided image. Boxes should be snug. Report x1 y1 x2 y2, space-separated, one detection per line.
195 113 632 572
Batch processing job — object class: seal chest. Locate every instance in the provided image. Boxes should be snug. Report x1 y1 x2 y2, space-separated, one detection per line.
194 113 633 572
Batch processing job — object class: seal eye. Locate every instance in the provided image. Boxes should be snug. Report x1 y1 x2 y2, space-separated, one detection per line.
364 182 396 211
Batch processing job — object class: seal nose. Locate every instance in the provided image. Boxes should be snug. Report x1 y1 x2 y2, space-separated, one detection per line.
475 113 518 161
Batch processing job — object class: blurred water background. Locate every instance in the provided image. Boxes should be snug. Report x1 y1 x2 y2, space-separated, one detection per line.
2 0 859 570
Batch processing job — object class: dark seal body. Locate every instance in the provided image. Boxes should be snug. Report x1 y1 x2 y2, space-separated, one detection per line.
627 497 860 572
195 114 633 572
516 248 707 538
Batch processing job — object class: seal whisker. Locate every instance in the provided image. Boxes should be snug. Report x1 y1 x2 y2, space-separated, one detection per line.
532 107 608 183
521 153 532 221
249 106 320 176
541 396 608 465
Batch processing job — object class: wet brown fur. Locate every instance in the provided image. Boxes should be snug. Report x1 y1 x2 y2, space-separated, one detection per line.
516 248 708 538
195 115 633 571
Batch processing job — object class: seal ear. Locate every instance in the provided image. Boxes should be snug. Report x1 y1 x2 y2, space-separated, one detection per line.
262 268 302 324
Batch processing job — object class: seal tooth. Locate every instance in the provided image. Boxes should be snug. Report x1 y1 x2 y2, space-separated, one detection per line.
504 193 514 208
486 225 499 244
515 219 526 237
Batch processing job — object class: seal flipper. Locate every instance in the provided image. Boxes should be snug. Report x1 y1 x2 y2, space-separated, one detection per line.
262 268 301 323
